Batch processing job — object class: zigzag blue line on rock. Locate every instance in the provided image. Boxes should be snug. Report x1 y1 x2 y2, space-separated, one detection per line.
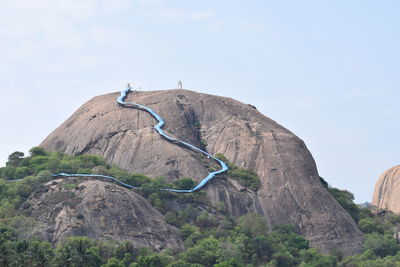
51 86 229 193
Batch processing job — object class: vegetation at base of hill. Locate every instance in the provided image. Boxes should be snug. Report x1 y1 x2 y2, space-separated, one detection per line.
1 148 400 266
0 212 334 267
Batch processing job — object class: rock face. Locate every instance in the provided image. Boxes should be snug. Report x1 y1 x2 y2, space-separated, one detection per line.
372 165 400 214
22 177 184 251
41 89 363 254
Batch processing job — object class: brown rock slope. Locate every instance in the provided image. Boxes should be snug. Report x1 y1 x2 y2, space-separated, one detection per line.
372 165 400 214
23 177 184 251
41 89 363 254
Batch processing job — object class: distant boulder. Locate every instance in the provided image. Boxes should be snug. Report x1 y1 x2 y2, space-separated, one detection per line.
372 165 400 214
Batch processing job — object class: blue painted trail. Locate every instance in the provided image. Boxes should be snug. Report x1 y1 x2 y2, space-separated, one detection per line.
48 85 228 193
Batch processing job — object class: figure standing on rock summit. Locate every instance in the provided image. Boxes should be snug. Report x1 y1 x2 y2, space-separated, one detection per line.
177 81 183 89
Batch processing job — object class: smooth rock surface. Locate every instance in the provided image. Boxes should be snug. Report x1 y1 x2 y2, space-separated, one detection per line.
372 165 400 214
41 89 363 254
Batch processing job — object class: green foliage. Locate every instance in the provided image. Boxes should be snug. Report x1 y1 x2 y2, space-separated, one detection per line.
0 149 153 200
328 187 361 222
135 254 171 267
102 257 125 267
165 211 179 226
199 139 208 148
167 260 201 266
251 235 275 263
237 213 268 236
229 168 261 191
180 236 219 266
363 233 400 258
1 166 17 180
195 211 218 228
319 176 329 188
214 153 230 167
214 259 244 267
216 201 226 213
54 236 102 267
341 250 400 267
29 146 47 157
6 151 25 167
2 148 400 266
299 248 337 267
387 213 400 224
358 218 384 234
215 153 261 190
271 251 296 267
177 206 198 223
172 178 196 190
180 224 200 239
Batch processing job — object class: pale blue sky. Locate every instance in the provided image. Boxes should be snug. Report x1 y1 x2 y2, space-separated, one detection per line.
0 0 398 202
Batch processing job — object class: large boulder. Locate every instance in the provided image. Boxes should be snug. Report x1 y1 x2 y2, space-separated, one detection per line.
23 177 184 251
372 165 400 214
41 89 363 254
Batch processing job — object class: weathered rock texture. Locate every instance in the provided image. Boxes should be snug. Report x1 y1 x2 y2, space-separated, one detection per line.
22 177 184 250
372 165 400 214
41 89 363 254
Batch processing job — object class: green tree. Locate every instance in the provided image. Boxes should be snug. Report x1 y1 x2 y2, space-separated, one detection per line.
173 178 196 190
180 224 200 240
180 236 219 266
252 235 275 263
113 241 137 262
272 251 296 267
214 259 244 267
0 225 17 266
135 253 172 267
6 151 25 167
299 248 337 267
358 218 384 234
47 158 61 173
1 166 16 180
195 211 217 228
328 188 360 222
363 233 400 258
29 147 47 157
102 257 125 267
167 260 197 267
237 213 268 237
25 240 54 267
15 167 30 179
54 236 102 267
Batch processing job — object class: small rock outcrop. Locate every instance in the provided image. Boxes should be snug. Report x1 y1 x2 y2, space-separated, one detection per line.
22 178 184 251
40 89 363 254
372 165 400 214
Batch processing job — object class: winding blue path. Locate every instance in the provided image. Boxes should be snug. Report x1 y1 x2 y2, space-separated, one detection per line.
50 85 228 193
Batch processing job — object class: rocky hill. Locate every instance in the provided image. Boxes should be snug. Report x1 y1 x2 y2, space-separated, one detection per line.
23 177 184 250
372 165 400 214
40 89 363 254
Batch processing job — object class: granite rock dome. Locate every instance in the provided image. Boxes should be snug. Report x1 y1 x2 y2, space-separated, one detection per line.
40 89 363 254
